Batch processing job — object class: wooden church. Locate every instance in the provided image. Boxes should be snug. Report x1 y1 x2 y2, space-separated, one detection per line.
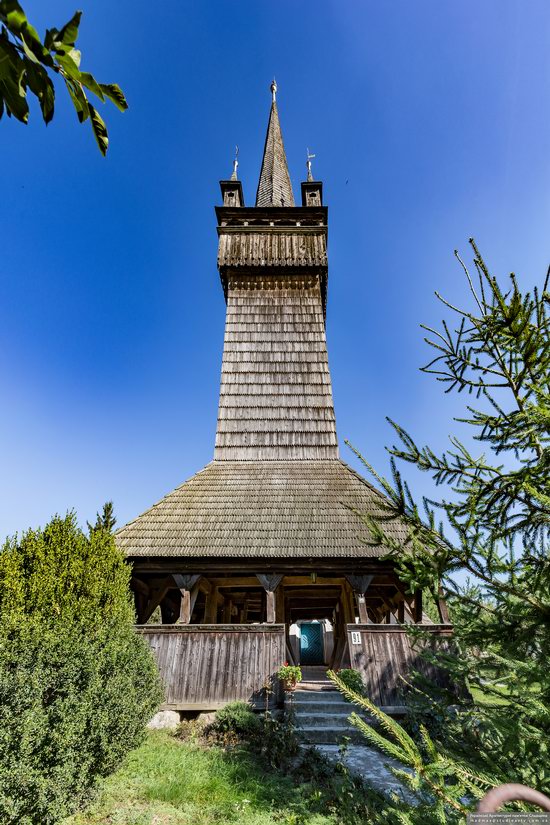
116 83 451 711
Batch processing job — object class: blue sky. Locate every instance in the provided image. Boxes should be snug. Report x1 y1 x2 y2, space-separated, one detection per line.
1 0 549 538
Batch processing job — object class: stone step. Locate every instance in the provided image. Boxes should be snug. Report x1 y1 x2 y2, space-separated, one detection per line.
294 711 363 728
297 725 366 745
290 698 355 713
287 686 406 748
288 694 407 717
291 690 349 703
294 703 406 715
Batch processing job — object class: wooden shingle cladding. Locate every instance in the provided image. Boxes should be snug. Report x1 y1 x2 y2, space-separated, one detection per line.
115 459 410 559
215 274 338 460
255 98 295 207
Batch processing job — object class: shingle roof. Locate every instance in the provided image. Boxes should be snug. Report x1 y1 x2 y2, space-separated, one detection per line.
115 459 410 558
215 274 338 460
255 100 295 207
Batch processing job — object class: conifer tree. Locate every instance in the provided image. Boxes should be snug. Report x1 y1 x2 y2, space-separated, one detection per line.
345 240 550 819
88 500 117 534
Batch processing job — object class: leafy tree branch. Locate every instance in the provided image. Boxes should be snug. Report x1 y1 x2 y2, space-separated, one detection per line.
0 1 127 154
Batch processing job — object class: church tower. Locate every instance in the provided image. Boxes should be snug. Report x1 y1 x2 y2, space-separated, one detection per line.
215 80 337 461
116 84 446 714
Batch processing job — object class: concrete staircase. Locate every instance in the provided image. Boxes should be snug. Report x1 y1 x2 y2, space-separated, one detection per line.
298 665 337 691
288 688 367 744
287 667 406 745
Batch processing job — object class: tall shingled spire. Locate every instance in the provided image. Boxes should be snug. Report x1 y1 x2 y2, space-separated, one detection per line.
116 82 413 574
255 80 295 207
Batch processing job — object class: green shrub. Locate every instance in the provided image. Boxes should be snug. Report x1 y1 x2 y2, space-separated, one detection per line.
210 701 261 740
0 512 163 825
252 711 300 771
336 668 364 695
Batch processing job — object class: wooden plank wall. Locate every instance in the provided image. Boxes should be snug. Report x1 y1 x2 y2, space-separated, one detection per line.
347 624 454 707
138 624 286 710
217 229 327 269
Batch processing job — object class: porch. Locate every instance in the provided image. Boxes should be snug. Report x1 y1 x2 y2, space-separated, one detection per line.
137 620 453 711
132 564 447 637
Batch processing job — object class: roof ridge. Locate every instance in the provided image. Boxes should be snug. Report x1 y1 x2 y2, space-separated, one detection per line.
337 458 394 504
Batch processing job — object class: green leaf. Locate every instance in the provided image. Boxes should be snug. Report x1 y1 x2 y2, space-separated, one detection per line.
24 58 54 123
64 76 88 123
69 47 81 68
19 32 40 63
88 101 108 155
56 11 81 46
44 27 60 50
0 74 29 121
79 71 104 101
20 29 55 69
99 82 128 111
3 0 27 32
3 0 44 55
56 50 81 79
0 36 15 82
0 37 28 122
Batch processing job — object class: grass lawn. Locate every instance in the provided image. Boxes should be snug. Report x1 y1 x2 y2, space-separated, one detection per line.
64 730 336 825
469 685 511 707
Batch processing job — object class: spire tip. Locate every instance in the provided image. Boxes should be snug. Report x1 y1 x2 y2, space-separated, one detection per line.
306 148 316 182
256 78 294 207
231 145 239 180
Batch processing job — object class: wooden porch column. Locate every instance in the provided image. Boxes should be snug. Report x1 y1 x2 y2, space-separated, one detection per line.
397 600 405 623
204 586 220 623
413 590 423 623
329 600 348 669
173 574 201 624
341 581 355 625
223 597 233 624
131 577 150 624
256 574 283 624
275 585 285 623
345 575 373 624
437 586 450 623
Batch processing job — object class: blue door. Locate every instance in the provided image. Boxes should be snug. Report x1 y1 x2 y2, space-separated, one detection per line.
300 623 324 665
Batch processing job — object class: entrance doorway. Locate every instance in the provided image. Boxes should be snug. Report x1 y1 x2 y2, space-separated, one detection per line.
300 622 324 665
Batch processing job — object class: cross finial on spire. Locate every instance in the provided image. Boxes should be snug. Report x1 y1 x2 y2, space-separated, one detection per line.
306 147 315 182
231 145 239 180
270 78 277 103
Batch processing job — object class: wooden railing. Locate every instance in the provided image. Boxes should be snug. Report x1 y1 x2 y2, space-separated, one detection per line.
347 623 454 709
137 623 286 710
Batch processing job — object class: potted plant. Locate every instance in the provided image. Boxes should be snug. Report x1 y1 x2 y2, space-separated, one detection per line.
277 662 302 691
